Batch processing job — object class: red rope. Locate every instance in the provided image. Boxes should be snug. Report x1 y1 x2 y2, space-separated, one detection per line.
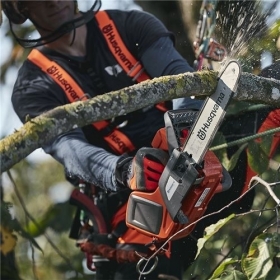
80 242 147 263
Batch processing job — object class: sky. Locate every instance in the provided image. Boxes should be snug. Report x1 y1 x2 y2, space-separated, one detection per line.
0 0 279 163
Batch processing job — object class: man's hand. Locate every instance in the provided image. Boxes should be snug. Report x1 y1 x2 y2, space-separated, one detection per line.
115 147 169 191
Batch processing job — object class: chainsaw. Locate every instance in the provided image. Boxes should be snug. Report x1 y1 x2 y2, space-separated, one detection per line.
126 60 241 241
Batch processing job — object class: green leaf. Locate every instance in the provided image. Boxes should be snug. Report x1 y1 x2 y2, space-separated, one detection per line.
47 202 75 233
247 141 269 174
23 202 74 237
196 214 235 258
227 143 248 172
23 207 56 237
265 267 280 280
211 132 230 168
212 269 247 280
259 135 273 156
9 218 43 253
241 233 275 280
0 202 43 253
210 258 239 279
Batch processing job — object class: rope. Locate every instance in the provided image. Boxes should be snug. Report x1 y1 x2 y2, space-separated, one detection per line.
80 242 147 263
210 127 280 151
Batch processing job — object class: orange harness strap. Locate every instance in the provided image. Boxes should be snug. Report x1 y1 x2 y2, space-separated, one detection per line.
27 49 135 154
95 11 150 83
95 11 168 112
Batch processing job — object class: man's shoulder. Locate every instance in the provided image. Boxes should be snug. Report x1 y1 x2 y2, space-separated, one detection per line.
102 9 146 17
14 56 52 89
100 9 156 25
17 58 40 78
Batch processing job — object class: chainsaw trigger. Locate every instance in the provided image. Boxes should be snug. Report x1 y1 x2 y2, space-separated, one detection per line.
136 256 159 275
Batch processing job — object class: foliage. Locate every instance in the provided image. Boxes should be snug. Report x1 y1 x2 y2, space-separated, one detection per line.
215 1 280 71
184 152 280 279
1 158 91 279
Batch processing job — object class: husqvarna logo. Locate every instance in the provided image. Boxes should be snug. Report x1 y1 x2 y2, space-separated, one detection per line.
197 92 225 140
47 65 57 74
46 65 79 100
197 130 206 140
102 24 134 70
108 132 130 153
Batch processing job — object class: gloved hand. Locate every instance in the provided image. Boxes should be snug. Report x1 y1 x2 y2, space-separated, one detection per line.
115 147 169 191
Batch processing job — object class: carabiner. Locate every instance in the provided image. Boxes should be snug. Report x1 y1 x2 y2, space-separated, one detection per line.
136 256 158 275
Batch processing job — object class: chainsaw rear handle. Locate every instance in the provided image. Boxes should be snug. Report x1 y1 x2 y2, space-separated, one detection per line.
69 188 108 234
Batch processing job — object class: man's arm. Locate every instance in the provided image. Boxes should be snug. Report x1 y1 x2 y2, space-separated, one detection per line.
12 64 121 191
141 36 202 110
43 129 120 191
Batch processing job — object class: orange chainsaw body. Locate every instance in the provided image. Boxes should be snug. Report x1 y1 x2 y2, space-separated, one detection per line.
126 150 224 241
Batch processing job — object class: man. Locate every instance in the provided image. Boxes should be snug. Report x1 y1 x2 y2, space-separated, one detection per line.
2 0 201 279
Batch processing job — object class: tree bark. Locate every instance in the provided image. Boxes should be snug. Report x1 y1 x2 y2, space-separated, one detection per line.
1 70 279 173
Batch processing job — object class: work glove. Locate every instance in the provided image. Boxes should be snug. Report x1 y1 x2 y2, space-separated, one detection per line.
115 147 169 191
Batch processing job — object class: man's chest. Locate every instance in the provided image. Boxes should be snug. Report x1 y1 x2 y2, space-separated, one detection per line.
67 43 137 98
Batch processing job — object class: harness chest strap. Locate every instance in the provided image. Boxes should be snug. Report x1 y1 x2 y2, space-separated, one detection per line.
27 48 135 154
95 10 168 111
95 10 150 83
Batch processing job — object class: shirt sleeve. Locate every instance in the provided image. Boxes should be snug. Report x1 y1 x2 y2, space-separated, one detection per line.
124 10 175 57
140 36 203 110
43 130 120 191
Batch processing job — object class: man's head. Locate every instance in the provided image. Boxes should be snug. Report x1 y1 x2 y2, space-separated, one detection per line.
1 0 101 47
2 0 79 25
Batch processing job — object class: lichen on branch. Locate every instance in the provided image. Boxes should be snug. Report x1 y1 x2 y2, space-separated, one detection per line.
1 70 279 173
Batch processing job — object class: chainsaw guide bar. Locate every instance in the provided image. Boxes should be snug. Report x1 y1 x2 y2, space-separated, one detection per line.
126 60 241 240
184 60 241 164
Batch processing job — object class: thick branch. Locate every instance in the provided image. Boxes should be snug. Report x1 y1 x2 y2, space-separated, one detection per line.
1 70 279 173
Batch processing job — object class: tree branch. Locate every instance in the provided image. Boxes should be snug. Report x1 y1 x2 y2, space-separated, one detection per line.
1 70 279 173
